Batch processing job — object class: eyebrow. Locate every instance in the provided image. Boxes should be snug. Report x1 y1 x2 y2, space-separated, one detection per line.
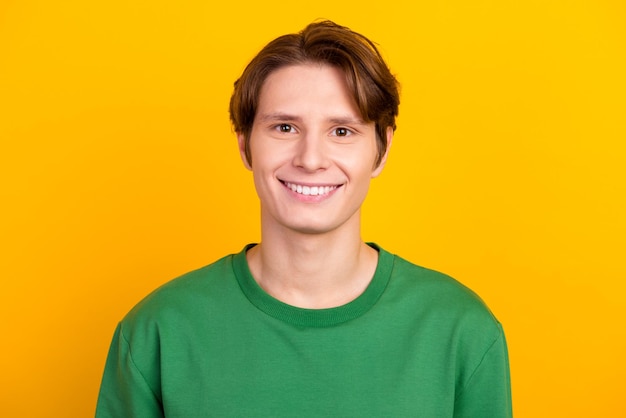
258 112 367 125
258 113 302 123
328 116 367 126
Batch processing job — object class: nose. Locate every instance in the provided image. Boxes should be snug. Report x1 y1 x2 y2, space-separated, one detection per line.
292 133 330 172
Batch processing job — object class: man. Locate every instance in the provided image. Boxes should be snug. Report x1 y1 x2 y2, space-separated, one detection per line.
96 21 512 417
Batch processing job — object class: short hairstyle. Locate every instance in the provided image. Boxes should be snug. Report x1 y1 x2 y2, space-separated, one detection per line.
229 20 400 167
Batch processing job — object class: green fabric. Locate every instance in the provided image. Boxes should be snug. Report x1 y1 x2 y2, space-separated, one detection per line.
96 244 512 417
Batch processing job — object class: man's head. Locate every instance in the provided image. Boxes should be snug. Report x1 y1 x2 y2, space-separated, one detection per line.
229 20 400 168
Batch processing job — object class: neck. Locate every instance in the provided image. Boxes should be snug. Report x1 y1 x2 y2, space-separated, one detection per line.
246 212 378 309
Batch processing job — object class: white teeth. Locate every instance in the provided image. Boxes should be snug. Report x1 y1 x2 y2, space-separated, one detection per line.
284 182 337 196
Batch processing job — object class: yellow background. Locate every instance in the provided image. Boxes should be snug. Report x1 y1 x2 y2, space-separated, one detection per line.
1 0 625 416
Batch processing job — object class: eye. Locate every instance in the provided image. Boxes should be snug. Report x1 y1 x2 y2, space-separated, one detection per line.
276 123 295 133
332 127 352 137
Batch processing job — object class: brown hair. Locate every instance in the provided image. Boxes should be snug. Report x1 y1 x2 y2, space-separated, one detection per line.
229 20 400 167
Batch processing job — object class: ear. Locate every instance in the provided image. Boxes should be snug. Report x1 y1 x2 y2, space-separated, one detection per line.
371 126 394 178
237 132 252 171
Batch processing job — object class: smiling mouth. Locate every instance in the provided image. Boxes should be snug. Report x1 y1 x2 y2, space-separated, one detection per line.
281 181 341 196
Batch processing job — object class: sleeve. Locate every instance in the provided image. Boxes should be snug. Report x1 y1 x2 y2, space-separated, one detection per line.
453 325 513 418
95 323 164 418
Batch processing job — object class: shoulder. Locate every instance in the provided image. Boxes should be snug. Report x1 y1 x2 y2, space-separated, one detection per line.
119 251 240 336
381 250 506 373
391 255 485 301
384 249 502 335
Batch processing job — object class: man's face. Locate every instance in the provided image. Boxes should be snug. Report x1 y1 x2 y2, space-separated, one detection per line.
238 64 391 237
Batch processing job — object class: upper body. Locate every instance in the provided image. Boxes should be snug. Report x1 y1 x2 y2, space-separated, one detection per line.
96 244 511 417
96 21 512 417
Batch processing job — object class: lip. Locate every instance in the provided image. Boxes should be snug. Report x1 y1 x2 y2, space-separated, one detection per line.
278 178 343 187
279 179 343 201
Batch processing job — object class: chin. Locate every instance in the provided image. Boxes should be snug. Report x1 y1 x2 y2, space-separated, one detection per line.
285 223 337 236
280 215 354 236
266 207 361 237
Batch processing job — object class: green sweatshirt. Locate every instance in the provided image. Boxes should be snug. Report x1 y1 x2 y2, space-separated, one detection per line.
96 244 512 417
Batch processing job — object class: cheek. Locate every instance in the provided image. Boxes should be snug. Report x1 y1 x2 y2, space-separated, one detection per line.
249 151 286 188
337 150 378 179
252 150 284 170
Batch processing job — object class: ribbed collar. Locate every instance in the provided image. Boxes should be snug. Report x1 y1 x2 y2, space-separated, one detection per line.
232 243 393 327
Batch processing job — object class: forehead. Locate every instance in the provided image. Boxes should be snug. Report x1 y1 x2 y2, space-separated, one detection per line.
256 64 362 120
